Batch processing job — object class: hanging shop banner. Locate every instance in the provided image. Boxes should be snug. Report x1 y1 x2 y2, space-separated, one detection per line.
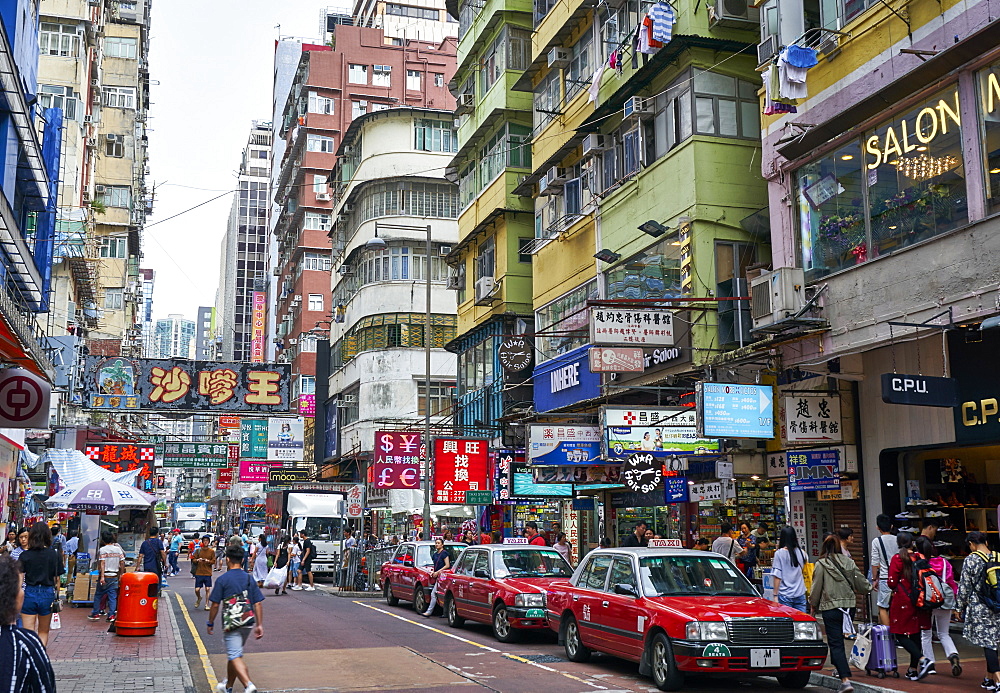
297 394 316 417
699 383 775 438
787 450 841 491
83 356 292 413
531 465 621 484
588 347 644 373
240 419 268 458
373 431 422 490
162 442 229 468
781 394 843 444
0 368 51 428
601 406 719 461
690 481 723 502
85 443 155 492
880 373 958 407
250 291 266 363
267 417 305 461
766 452 788 478
217 467 234 490
527 425 602 465
664 477 689 504
495 450 514 502
950 329 1000 444
532 344 601 412
496 336 534 373
590 308 674 346
510 454 573 498
239 459 271 483
622 452 662 493
432 438 490 504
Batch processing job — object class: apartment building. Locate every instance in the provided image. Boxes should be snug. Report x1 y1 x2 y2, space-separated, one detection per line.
152 314 195 359
351 0 457 43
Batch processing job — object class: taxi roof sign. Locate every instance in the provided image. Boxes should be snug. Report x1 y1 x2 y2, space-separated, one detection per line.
503 537 529 544
647 538 683 548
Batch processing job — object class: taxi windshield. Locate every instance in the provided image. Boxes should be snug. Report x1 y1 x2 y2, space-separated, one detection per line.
492 549 573 578
415 545 461 567
639 555 758 597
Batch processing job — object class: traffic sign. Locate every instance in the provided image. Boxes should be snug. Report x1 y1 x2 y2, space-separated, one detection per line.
464 490 493 504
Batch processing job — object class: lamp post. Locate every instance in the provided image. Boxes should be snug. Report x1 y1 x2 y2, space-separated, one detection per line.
366 223 434 537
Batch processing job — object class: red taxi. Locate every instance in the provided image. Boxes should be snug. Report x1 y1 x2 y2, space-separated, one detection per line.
545 544 827 691
380 540 464 614
438 541 574 642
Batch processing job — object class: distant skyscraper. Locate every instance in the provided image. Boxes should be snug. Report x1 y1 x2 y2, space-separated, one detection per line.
195 306 216 359
139 268 155 356
153 314 196 359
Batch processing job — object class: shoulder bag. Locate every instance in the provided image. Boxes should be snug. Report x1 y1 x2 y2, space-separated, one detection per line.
222 574 257 632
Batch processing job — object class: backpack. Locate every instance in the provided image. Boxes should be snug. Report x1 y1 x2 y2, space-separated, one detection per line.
222 574 257 632
975 550 1000 612
910 554 945 610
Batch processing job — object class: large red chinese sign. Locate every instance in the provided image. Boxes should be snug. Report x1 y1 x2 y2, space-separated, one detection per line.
432 438 490 504
373 431 422 490
85 443 155 492
83 357 291 413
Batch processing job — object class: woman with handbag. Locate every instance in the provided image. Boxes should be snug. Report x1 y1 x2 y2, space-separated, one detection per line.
887 532 934 681
809 533 872 693
957 531 1000 691
914 536 960 675
16 522 64 648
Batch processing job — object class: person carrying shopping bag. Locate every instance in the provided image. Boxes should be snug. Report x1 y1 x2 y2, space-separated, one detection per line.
809 533 872 693
957 531 1000 690
886 532 934 681
915 535 961 676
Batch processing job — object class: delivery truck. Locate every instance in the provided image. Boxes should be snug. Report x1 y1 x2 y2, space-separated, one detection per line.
172 502 209 542
265 489 346 576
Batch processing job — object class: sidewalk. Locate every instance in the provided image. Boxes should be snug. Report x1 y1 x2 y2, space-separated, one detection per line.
47 591 195 692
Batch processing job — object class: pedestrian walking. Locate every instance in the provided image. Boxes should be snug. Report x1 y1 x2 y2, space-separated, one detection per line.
207 546 264 693
168 529 183 576
215 534 227 572
9 528 27 562
421 538 451 617
2 530 16 555
957 531 1000 690
340 529 356 591
16 522 64 648
291 531 315 591
622 521 648 548
809 533 871 693
870 513 896 627
251 536 268 588
64 531 79 578
88 531 125 623
288 536 301 587
138 526 167 587
192 535 217 611
771 526 808 612
272 535 290 595
524 521 546 546
886 531 934 680
914 535 961 675
0 555 56 691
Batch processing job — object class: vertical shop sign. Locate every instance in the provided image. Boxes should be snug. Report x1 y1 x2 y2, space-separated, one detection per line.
561 500 579 559
766 452 787 478
789 491 807 547
433 438 490 504
495 450 512 501
239 460 271 483
664 477 689 504
240 419 268 458
250 291 266 363
781 394 842 444
372 431 422 489
787 450 841 491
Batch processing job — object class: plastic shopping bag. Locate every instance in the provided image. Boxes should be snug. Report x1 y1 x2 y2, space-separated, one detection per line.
849 625 872 670
50 612 61 630
263 565 288 590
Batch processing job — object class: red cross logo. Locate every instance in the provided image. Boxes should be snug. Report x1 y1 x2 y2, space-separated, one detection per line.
622 411 637 424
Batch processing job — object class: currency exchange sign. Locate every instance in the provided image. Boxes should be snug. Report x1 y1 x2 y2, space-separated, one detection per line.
373 431 422 490
432 438 490 504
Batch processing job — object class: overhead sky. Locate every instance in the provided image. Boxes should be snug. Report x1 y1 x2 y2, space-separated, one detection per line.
144 1 336 322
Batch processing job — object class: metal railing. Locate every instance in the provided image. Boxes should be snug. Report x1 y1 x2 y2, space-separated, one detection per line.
340 545 397 592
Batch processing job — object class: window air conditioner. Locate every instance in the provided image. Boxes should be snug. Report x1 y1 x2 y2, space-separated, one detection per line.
547 47 570 68
95 184 106 193
475 276 497 305
439 245 453 256
292 294 302 302
456 93 475 114
272 267 282 276
446 274 464 290
749 267 806 329
86 137 98 148
709 0 761 28
582 134 609 154
288 338 298 345
342 394 358 404
547 166 568 185
623 96 651 121
83 115 95 124
343 203 355 213
538 172 563 196
757 35 779 66
316 192 332 201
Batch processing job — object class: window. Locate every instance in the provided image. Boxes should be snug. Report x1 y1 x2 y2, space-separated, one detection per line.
715 241 756 285
104 287 124 310
475 237 495 280
535 279 598 360
580 555 613 590
386 3 440 18
301 252 332 272
979 61 1000 213
371 102 391 112
104 36 138 59
103 86 136 109
564 177 582 215
348 180 459 224
99 236 128 258
299 334 318 352
692 71 760 139
418 381 455 416
566 29 595 102
349 64 368 84
38 85 78 120
433 73 444 88
652 77 692 159
481 28 531 96
606 239 683 301
372 65 391 87
334 313 456 364
622 125 641 176
298 375 316 395
341 387 360 424
414 119 458 152
406 69 422 91
313 174 328 194
351 100 368 120
306 135 335 153
534 71 561 130
39 22 81 57
609 558 638 592
105 134 125 158
304 212 332 231
479 123 532 186
308 91 335 114
355 244 447 285
308 294 324 311
535 195 562 238
458 334 497 395
518 238 534 263
473 551 491 577
99 186 132 208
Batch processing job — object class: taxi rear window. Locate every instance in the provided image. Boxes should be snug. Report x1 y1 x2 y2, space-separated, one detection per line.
639 555 757 597
493 549 573 578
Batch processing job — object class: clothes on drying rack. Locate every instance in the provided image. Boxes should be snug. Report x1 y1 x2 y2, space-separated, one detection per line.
648 1 676 43
763 65 797 116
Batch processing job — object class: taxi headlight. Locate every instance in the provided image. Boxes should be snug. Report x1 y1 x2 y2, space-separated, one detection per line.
684 621 728 641
794 621 819 640
514 593 545 607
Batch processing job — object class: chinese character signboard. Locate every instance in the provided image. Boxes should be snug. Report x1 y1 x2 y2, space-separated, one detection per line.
162 443 229 468
85 443 155 491
590 308 674 346
219 416 241 429
689 481 723 502
267 417 304 461
373 431 422 490
601 406 719 461
531 465 621 484
699 383 775 438
433 438 490 504
239 459 271 483
83 357 291 413
251 291 266 363
782 394 842 444
588 347 645 372
240 419 268 458
495 450 512 502
787 450 841 491
297 394 315 417
527 425 601 465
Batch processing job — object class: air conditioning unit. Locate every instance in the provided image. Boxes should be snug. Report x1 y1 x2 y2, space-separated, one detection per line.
341 394 358 404
623 96 651 121
86 137 98 148
95 184 106 193
582 134 609 154
757 35 779 66
446 274 464 290
547 47 570 68
709 0 761 27
474 276 497 305
82 191 92 202
456 93 474 114
83 115 95 124
316 192 331 201
343 203 355 213
272 267 282 276
288 338 298 345
749 267 806 329
547 166 568 185
439 245 453 256
92 92 101 104
337 265 354 276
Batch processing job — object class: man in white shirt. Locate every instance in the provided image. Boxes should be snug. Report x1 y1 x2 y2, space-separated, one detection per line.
89 530 125 622
711 523 747 562
870 514 896 626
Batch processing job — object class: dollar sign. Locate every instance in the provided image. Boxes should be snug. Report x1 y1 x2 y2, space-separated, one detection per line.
380 434 394 453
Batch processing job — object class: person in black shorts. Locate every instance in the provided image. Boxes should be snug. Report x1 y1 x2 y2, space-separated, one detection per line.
291 530 315 591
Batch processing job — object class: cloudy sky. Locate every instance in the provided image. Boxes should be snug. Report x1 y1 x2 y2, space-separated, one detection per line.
144 1 335 321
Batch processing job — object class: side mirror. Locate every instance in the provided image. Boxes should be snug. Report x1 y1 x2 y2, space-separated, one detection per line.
474 568 490 579
614 583 639 597
403 560 414 568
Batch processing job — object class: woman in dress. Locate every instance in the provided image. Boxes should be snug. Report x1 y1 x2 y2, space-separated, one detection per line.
251 535 269 587
957 531 1000 690
273 535 290 596
886 531 934 680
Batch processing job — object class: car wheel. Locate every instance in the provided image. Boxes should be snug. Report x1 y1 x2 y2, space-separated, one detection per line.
563 615 591 662
413 586 428 614
648 632 684 691
492 603 519 643
384 581 398 606
446 594 464 627
776 672 812 689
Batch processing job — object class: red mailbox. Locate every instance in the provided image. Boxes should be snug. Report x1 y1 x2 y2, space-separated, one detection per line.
116 572 159 637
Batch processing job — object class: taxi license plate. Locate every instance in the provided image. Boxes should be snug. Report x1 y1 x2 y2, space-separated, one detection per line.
750 648 780 668
525 609 545 618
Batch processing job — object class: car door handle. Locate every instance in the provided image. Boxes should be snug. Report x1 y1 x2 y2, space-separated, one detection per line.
572 595 579 601
602 601 609 607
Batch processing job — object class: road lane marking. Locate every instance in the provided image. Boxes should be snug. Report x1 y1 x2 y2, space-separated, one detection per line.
174 592 218 688
353 601 608 689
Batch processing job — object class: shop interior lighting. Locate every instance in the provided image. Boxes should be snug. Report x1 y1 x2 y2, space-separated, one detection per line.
593 249 622 263
638 220 669 237
840 154 854 160
892 152 959 181
990 168 1000 174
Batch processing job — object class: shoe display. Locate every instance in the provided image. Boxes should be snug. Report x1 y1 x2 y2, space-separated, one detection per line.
899 526 919 533
926 510 949 517
896 512 920 519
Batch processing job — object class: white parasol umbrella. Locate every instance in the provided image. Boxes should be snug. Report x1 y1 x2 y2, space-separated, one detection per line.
45 479 154 512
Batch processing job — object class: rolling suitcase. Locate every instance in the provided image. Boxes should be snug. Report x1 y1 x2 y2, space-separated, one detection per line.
865 624 898 679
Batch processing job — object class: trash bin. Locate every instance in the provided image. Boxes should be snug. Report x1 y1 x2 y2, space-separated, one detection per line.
116 571 159 637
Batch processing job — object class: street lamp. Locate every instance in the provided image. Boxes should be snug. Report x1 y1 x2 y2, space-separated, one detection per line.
366 223 434 538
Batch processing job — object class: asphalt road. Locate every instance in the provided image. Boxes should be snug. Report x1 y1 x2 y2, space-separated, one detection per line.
165 568 830 693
